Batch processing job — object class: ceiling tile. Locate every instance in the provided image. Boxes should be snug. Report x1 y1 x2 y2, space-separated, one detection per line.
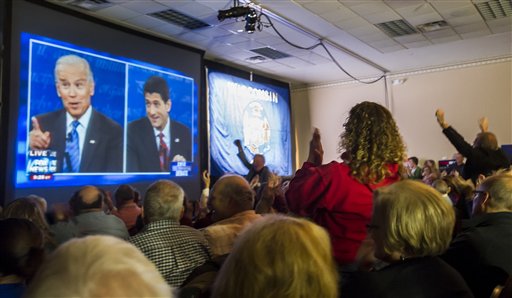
446 14 485 26
460 29 495 39
453 22 490 34
378 44 406 53
362 10 402 24
393 33 427 43
343 1 391 15
274 56 314 68
215 33 251 45
94 5 139 20
334 17 371 30
120 1 168 14
405 12 444 26
301 1 344 15
231 39 267 51
151 23 188 36
430 35 462 44
402 40 432 48
125 15 170 29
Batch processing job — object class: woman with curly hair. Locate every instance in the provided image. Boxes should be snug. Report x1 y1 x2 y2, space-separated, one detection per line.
286 101 406 267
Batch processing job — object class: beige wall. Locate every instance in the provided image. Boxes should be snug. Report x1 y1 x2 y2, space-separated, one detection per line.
290 59 512 170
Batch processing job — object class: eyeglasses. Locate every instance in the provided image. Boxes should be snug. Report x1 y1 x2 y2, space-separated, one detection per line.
365 224 380 231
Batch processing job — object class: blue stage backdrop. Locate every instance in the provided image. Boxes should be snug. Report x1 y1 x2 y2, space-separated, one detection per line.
208 71 292 177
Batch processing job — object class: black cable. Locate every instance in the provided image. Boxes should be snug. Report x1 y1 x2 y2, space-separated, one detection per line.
259 13 385 84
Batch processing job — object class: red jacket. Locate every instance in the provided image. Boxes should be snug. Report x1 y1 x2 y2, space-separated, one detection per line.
286 161 400 265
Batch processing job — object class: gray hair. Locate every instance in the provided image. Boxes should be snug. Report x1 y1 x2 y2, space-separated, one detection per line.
54 54 94 83
143 180 184 222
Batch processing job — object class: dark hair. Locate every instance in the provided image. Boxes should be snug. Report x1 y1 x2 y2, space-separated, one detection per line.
475 132 499 151
408 157 419 165
114 184 139 208
69 188 104 214
0 218 45 280
143 76 169 103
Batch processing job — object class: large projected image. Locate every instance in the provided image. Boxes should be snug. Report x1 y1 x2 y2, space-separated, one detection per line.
208 71 292 177
17 33 197 187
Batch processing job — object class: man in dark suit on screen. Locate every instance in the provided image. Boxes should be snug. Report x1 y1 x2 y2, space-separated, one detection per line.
127 75 191 172
29 54 122 173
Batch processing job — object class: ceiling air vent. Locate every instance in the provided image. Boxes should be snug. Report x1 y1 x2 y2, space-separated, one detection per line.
417 20 449 33
249 47 290 60
475 0 512 20
149 9 210 30
245 56 268 63
375 19 418 37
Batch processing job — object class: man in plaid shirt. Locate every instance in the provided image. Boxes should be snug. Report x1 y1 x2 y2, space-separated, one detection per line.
130 180 211 287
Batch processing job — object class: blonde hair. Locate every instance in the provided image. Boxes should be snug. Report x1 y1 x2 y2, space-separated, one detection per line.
212 215 338 298
25 235 173 297
372 180 455 258
480 174 512 211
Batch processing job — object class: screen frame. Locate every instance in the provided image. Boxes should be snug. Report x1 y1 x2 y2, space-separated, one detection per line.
1 0 207 205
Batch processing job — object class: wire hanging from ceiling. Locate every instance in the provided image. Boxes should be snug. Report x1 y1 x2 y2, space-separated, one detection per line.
217 1 385 84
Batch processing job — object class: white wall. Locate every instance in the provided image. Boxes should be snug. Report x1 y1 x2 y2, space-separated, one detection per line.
290 59 511 169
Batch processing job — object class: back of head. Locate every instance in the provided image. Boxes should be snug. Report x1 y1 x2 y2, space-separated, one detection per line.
340 101 406 184
144 76 169 103
480 174 512 211
114 184 139 208
2 197 52 247
210 174 255 221
432 179 450 195
25 235 172 298
372 180 455 259
212 214 338 298
143 180 184 223
475 132 499 151
0 218 45 281
69 186 103 214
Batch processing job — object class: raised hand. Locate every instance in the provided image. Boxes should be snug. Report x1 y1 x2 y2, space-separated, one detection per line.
307 128 324 166
478 117 489 132
29 117 51 149
435 109 448 129
202 170 210 189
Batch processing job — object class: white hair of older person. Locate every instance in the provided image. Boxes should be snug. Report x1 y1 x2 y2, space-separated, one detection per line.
25 235 173 297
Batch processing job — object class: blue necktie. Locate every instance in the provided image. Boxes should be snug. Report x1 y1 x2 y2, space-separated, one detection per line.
64 120 80 172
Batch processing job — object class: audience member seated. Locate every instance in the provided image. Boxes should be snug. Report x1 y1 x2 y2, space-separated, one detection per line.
130 180 210 287
343 180 473 298
111 184 142 235
2 197 56 251
51 186 129 244
436 109 510 184
25 235 173 297
286 101 406 267
0 218 45 298
442 174 512 298
406 156 422 179
212 214 338 298
432 179 453 206
202 174 262 258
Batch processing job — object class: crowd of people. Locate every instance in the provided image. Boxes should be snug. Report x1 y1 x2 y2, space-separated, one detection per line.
2 101 511 298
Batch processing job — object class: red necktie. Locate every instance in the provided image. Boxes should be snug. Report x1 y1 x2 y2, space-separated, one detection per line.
158 133 169 171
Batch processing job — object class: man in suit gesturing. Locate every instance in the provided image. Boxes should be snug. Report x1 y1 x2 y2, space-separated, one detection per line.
127 76 191 172
29 54 122 173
